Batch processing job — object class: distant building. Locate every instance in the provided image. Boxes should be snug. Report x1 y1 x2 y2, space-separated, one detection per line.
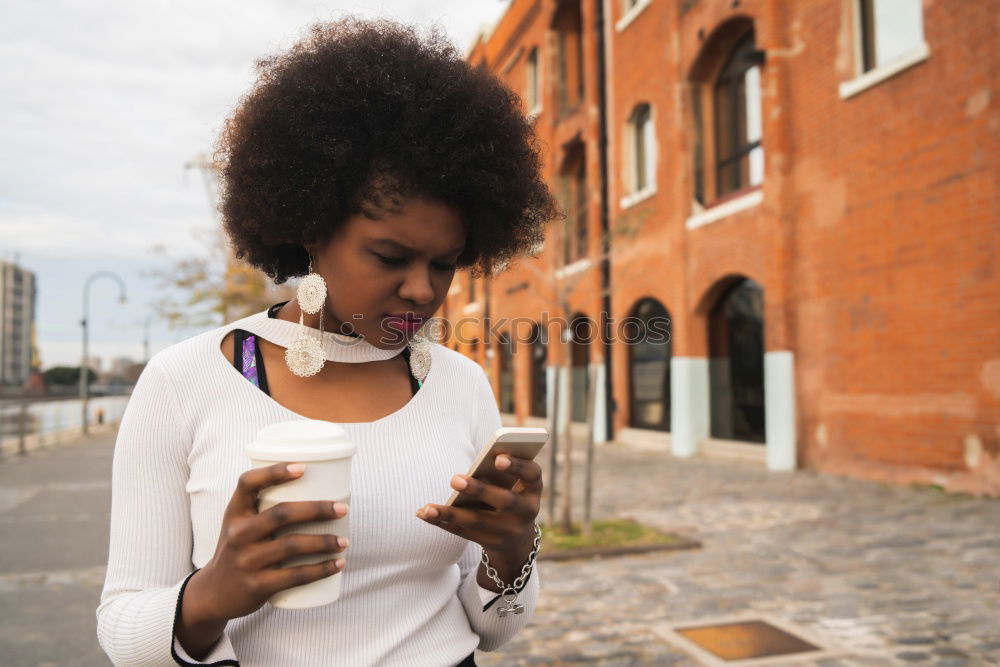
110 356 135 376
0 260 37 386
457 0 1000 495
83 356 103 373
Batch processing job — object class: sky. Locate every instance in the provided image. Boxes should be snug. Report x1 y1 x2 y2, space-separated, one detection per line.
1 0 510 370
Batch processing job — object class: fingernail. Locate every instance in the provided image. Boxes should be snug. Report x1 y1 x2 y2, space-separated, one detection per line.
337 537 349 549
287 463 306 474
495 455 511 470
333 502 348 515
451 475 467 490
335 558 346 569
425 506 439 519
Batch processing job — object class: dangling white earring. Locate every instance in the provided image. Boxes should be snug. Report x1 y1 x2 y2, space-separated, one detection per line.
407 328 433 383
296 266 327 315
285 260 327 377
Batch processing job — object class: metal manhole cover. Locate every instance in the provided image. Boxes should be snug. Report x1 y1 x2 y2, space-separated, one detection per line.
651 615 838 666
675 620 820 660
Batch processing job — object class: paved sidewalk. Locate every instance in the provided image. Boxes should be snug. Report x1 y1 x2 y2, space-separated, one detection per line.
480 442 1000 666
0 433 112 666
1 434 997 666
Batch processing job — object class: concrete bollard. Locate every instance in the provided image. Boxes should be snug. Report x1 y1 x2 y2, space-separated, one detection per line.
18 403 28 456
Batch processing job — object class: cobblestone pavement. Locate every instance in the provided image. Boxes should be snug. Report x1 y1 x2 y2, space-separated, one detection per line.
477 443 1000 667
1 434 997 666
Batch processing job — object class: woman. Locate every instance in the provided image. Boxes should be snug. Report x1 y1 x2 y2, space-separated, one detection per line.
97 18 557 667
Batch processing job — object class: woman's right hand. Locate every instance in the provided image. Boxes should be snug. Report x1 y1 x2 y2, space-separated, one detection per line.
177 463 348 657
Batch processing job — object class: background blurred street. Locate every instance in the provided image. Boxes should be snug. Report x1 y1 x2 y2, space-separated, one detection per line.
1 433 997 666
0 435 111 666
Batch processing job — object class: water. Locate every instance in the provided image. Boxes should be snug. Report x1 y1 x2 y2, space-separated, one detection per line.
0 396 130 447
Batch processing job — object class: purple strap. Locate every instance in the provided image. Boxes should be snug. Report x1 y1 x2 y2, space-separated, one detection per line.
241 335 260 387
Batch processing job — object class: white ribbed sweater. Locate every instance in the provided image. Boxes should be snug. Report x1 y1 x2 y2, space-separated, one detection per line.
96 311 539 667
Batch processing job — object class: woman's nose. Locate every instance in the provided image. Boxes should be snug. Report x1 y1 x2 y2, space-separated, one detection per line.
398 266 435 305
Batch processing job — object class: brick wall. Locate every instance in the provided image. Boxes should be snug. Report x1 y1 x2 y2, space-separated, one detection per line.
453 0 1000 494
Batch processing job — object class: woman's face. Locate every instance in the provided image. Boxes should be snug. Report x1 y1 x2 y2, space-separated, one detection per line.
312 196 466 350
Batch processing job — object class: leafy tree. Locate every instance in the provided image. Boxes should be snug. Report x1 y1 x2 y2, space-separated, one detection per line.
42 366 97 387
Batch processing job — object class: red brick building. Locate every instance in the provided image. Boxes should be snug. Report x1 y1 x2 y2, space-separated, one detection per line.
444 0 999 495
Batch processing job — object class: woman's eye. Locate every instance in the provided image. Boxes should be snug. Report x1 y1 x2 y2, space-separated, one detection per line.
375 254 406 267
374 253 455 272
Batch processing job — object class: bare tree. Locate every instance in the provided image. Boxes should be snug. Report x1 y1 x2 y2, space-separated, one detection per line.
148 154 295 330
148 230 294 330
510 207 651 535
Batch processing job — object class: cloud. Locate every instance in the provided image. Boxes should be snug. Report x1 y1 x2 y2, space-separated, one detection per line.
1 0 511 260
2 0 512 369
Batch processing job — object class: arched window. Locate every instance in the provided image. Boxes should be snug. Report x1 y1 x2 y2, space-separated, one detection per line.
560 143 588 263
708 278 765 443
569 314 595 423
689 21 765 205
498 331 516 414
529 324 547 418
628 298 672 431
554 1 584 117
714 34 764 197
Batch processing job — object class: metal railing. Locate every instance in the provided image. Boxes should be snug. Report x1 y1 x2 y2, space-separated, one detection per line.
0 395 130 457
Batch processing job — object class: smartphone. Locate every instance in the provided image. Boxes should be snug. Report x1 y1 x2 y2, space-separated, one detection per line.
446 427 549 510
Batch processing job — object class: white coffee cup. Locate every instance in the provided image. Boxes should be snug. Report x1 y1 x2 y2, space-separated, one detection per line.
245 419 356 609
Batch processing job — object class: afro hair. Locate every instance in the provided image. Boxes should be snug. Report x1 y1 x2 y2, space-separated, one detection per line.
215 17 559 284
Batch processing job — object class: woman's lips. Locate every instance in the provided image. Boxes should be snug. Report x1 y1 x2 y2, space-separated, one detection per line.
383 315 424 334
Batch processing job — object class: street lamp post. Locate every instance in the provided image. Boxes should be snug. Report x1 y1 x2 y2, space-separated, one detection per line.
81 271 127 436
142 314 153 363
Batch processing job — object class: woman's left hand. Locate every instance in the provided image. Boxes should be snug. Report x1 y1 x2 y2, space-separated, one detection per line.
416 454 541 581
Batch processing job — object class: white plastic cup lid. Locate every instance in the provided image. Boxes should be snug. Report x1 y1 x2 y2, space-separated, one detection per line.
245 419 357 462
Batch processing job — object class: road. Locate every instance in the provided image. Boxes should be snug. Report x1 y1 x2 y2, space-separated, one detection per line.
2 432 998 666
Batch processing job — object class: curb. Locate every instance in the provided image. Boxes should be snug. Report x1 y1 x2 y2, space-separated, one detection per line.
538 536 701 562
0 423 119 459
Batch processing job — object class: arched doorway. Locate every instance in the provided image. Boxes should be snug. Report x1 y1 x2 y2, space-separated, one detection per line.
708 278 765 443
529 323 547 418
498 330 515 414
628 298 672 431
569 313 594 423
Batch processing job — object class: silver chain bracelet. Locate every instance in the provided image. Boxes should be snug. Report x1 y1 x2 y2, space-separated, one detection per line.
481 524 542 617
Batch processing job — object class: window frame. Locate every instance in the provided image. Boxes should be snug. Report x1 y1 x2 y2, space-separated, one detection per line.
712 34 764 200
498 331 516 414
627 298 672 432
555 2 585 118
685 21 766 227
839 0 930 99
616 0 652 33
529 324 547 418
620 103 658 209
560 145 589 264
525 46 542 117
